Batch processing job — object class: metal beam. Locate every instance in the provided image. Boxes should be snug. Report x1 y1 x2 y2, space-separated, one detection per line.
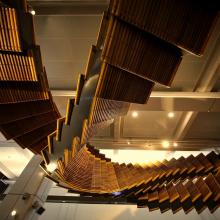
51 90 76 97
150 91 220 98
0 194 137 205
174 29 220 140
90 138 220 151
51 90 220 112
51 90 220 98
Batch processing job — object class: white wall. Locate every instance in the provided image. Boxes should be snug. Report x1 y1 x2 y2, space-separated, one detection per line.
39 203 220 220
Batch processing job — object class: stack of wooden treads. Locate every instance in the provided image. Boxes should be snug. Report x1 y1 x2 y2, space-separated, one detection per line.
108 0 219 55
85 0 219 129
52 144 220 214
0 0 61 153
137 172 220 214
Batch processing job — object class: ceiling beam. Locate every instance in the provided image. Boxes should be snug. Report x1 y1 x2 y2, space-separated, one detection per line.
51 90 77 97
52 90 220 112
90 138 220 151
174 31 220 140
51 90 220 98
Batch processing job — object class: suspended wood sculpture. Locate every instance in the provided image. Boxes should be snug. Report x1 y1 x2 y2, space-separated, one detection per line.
0 0 220 214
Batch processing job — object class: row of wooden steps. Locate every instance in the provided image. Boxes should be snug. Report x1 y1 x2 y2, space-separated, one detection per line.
95 63 155 103
138 171 220 214
102 15 182 86
0 51 37 81
51 143 220 196
0 0 35 51
109 0 219 55
0 0 60 154
0 99 58 124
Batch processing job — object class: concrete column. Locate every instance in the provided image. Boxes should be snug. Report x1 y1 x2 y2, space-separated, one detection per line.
0 155 52 220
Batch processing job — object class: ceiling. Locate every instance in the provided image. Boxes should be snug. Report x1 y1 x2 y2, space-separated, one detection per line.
1 0 220 177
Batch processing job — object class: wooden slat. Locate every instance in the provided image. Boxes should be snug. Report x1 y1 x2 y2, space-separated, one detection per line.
0 111 59 139
65 98 75 125
56 117 65 141
75 74 85 105
95 63 154 103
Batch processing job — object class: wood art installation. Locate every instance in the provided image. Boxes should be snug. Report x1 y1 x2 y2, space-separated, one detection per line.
0 0 220 214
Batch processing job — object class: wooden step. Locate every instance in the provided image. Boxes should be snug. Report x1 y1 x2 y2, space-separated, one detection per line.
0 110 59 139
0 99 56 124
65 98 75 125
109 0 219 55
0 6 21 52
102 16 182 86
95 63 154 103
0 51 37 81
14 120 57 148
75 74 85 105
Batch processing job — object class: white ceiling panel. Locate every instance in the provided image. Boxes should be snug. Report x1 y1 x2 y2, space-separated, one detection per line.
185 112 220 140
34 15 101 89
34 15 101 38
123 111 183 139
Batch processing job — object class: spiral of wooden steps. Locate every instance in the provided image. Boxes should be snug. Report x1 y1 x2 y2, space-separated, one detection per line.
1 0 220 214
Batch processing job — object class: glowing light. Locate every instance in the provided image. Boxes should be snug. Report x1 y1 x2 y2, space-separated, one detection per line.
168 112 175 118
162 140 170 148
132 111 138 118
112 191 121 196
173 142 178 147
30 10 35 15
46 163 57 172
11 210 17 216
127 141 130 145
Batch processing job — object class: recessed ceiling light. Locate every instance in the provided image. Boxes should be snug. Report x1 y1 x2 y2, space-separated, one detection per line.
30 10 36 15
132 111 138 118
173 142 178 147
168 112 174 118
162 140 170 148
46 163 57 172
11 210 17 216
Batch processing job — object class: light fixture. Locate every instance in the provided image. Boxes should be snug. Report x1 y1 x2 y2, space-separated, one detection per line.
11 210 17 217
28 5 36 16
132 111 138 118
168 112 174 118
32 201 45 215
127 141 130 145
173 142 178 147
22 192 31 200
30 9 36 15
162 140 170 148
46 162 57 172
